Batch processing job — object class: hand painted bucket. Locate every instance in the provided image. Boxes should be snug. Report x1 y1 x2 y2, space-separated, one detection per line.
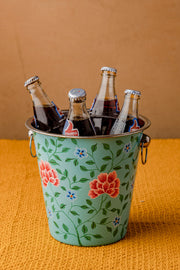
25 115 151 246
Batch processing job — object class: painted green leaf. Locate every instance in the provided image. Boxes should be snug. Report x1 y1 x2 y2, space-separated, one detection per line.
37 143 41 150
122 202 128 210
100 164 107 172
51 197 54 202
90 171 95 178
116 149 123 157
50 139 56 146
116 140 123 145
63 169 68 177
57 143 62 147
45 192 50 197
54 155 61 161
61 176 66 180
49 159 58 165
57 138 65 141
70 211 79 216
91 144 97 153
80 205 89 209
73 159 79 166
124 172 129 178
80 166 88 171
93 234 102 239
124 194 129 201
102 156 111 161
55 192 61 197
55 231 60 234
117 209 120 215
87 209 94 214
91 222 96 229
129 192 132 199
45 139 49 148
53 221 59 228
82 225 88 234
111 208 116 212
56 212 60 219
121 182 126 186
65 158 74 162
106 226 112 232
79 178 89 183
71 186 81 190
126 182 129 190
62 223 69 232
62 147 70 153
78 218 82 224
84 235 91 241
100 217 108 224
42 146 47 152
119 194 123 202
73 175 77 182
113 227 118 237
128 152 133 158
64 234 68 239
130 136 134 142
60 204 66 209
48 149 53 153
56 168 62 174
86 199 92 206
113 165 122 170
103 143 110 150
52 205 55 212
102 208 107 215
105 201 111 209
124 218 128 226
71 138 77 145
86 160 95 165
125 164 130 170
61 186 66 191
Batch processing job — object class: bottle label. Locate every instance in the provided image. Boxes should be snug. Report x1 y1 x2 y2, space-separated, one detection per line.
51 101 64 119
115 95 120 113
128 118 140 132
63 120 79 136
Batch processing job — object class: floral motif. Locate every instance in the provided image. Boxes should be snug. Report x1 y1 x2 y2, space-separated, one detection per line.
67 191 76 200
88 171 120 199
74 147 88 159
113 217 121 226
39 160 60 187
47 208 52 217
123 142 131 153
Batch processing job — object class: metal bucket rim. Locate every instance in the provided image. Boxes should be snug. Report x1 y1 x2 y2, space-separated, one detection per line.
25 114 151 139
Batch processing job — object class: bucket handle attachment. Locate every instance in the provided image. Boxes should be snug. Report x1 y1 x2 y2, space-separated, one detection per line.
28 130 37 158
140 134 151 165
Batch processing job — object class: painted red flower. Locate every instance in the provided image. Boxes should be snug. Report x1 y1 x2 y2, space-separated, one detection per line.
39 160 60 187
88 171 120 199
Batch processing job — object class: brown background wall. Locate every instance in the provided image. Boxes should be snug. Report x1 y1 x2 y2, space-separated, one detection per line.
0 0 179 139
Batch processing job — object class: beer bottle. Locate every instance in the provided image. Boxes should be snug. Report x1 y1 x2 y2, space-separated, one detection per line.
110 89 142 135
24 76 65 134
63 88 96 136
90 67 120 135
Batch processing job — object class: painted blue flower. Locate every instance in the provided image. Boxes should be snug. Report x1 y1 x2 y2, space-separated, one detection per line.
47 208 52 217
113 216 121 226
74 147 88 159
67 191 76 200
123 142 131 153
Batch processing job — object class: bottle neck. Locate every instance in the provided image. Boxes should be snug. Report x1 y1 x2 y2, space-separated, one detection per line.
128 94 139 118
97 71 116 100
68 100 89 120
27 81 52 107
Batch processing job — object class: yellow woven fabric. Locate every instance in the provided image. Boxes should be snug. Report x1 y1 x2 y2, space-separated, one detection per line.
0 139 179 270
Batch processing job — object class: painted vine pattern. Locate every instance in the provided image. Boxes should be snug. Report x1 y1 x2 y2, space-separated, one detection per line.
34 133 140 246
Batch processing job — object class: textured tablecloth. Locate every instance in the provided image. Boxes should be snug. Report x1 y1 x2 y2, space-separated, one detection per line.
0 139 179 270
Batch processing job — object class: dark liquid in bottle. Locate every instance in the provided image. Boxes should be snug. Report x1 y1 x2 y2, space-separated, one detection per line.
91 98 120 117
63 118 96 136
91 116 116 135
33 104 65 134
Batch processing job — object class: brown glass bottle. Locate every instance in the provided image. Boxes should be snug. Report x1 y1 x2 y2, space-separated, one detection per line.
63 88 96 136
90 67 120 135
24 76 65 134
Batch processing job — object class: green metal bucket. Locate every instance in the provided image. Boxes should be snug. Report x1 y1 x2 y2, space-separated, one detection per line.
25 115 151 246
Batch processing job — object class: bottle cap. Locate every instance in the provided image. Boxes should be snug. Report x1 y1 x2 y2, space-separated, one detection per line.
125 89 141 96
24 76 39 87
68 88 86 102
101 67 117 73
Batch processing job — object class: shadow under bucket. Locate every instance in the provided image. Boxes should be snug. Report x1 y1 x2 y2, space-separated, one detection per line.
25 115 151 246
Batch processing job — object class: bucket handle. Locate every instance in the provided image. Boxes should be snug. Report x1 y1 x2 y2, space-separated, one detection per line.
28 130 37 158
140 134 151 165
